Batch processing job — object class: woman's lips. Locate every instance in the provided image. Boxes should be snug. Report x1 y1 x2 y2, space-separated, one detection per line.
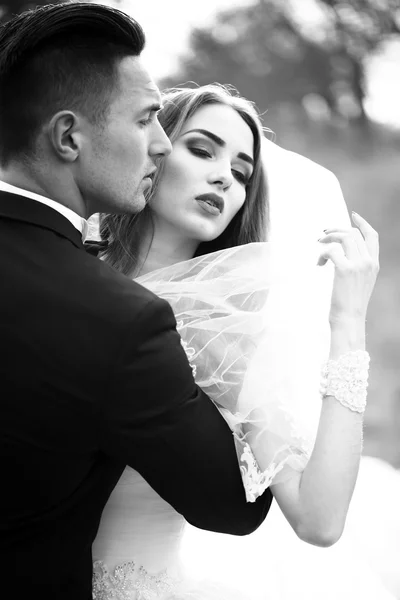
196 199 221 216
195 193 224 215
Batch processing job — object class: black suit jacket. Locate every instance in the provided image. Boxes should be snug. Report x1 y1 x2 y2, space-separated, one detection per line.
0 192 272 599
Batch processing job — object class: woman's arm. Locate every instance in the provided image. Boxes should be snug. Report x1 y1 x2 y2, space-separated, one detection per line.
270 322 365 546
264 212 379 546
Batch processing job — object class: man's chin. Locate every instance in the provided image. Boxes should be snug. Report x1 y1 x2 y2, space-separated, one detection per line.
132 191 147 213
98 189 148 216
117 191 146 215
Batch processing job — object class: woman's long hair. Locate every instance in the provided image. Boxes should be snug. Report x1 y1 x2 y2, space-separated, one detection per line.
100 83 270 276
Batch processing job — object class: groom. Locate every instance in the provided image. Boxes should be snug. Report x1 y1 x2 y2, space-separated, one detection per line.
0 3 272 599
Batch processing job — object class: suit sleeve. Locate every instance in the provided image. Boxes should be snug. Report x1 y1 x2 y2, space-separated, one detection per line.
97 295 272 535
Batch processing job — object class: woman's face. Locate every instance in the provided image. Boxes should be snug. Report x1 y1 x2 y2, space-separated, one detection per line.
148 103 255 245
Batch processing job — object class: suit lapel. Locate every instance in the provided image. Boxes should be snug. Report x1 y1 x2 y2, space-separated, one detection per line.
0 191 84 250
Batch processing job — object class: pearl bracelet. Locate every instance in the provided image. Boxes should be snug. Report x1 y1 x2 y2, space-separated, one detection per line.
320 350 370 413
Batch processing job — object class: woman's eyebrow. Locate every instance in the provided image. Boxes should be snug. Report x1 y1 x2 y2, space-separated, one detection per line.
182 128 254 166
237 152 254 167
182 128 225 146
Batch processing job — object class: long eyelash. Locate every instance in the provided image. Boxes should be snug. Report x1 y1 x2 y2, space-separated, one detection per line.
233 171 249 185
190 146 249 184
139 117 153 127
189 147 212 158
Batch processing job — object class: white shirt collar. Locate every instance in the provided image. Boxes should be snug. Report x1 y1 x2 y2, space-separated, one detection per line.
0 179 89 241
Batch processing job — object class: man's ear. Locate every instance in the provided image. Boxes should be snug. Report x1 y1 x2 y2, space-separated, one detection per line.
47 111 84 162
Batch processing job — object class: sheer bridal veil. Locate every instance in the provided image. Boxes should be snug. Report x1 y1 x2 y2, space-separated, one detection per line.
137 138 351 500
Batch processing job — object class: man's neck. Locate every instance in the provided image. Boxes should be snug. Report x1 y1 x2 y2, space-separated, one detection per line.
0 163 86 218
0 171 49 198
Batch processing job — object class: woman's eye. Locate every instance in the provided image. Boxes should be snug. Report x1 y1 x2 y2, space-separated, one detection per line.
189 147 212 158
232 170 249 185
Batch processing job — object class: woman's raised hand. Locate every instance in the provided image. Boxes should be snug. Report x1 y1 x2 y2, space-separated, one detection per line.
317 212 379 327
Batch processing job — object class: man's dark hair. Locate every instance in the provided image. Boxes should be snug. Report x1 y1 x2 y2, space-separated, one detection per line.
0 2 145 165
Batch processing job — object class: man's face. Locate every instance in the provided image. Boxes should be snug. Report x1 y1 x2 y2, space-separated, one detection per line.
80 56 172 217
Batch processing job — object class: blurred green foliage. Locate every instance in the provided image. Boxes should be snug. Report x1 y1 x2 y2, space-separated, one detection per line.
162 0 400 466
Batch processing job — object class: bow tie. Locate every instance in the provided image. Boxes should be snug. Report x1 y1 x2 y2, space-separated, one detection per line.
83 239 108 257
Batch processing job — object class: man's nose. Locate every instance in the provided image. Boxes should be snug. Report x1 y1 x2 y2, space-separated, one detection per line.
150 119 172 158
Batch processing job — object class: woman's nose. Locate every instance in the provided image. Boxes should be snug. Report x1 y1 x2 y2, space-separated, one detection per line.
209 162 233 190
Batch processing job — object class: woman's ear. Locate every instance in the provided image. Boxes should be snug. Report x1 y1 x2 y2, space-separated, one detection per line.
47 110 83 162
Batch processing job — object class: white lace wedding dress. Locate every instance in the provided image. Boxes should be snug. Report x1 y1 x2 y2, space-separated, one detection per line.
92 243 400 600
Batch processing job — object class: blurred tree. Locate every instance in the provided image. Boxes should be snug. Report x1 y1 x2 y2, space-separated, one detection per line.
312 0 400 123
163 0 400 128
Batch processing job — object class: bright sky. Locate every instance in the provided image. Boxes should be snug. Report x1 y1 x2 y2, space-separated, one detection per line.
115 0 251 79
111 0 400 128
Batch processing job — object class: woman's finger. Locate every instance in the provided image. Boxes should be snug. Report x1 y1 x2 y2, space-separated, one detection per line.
323 227 370 260
317 242 348 268
351 212 379 261
322 228 351 236
318 231 361 261
350 227 370 260
322 221 375 261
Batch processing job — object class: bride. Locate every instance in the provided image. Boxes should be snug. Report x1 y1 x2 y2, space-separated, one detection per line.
90 84 394 599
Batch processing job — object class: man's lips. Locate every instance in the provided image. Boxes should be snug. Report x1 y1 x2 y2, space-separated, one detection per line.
142 169 156 188
195 193 224 214
144 168 157 180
